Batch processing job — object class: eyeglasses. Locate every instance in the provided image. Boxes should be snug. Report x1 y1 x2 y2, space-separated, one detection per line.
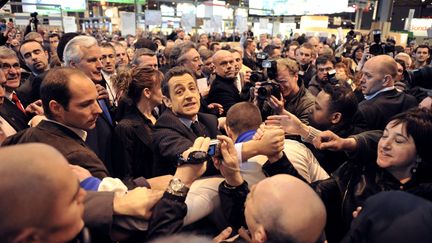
317 67 334 72
1 63 20 72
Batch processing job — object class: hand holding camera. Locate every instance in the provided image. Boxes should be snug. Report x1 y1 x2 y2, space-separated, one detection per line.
212 135 243 187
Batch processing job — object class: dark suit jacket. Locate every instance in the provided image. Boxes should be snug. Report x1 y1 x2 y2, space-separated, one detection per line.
0 98 29 132
85 98 116 175
2 120 109 179
152 109 219 176
114 106 155 179
358 89 418 130
16 71 47 107
207 75 243 117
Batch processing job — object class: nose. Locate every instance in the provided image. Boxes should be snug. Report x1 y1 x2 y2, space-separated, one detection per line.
96 59 103 69
380 137 391 151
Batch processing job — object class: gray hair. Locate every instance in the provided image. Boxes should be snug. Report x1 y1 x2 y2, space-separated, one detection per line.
131 48 156 66
63 36 98 67
0 46 18 61
169 42 196 67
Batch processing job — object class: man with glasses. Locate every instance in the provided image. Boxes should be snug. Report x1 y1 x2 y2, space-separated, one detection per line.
0 46 30 132
308 55 336 96
266 58 315 125
0 67 16 143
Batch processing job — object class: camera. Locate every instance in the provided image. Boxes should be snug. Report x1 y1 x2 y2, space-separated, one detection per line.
256 52 268 60
30 12 38 18
327 69 339 85
29 12 39 32
250 60 277 83
208 139 220 157
257 81 281 101
369 30 395 56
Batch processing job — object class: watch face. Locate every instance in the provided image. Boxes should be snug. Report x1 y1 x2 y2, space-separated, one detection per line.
191 151 207 160
170 178 183 191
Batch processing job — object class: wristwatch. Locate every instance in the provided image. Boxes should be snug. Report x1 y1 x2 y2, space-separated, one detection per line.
166 178 189 197
177 150 209 166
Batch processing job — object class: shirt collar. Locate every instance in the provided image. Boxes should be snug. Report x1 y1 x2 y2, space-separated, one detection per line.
235 130 256 143
46 119 88 141
364 86 395 100
178 116 199 128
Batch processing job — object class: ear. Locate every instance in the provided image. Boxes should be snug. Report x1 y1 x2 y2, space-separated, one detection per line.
162 95 172 108
48 100 64 118
252 225 267 243
12 228 41 243
382 74 392 86
69 60 77 68
330 112 342 124
44 50 49 57
142 88 152 99
224 124 232 137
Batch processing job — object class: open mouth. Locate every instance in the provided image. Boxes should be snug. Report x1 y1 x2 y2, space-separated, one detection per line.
184 102 196 108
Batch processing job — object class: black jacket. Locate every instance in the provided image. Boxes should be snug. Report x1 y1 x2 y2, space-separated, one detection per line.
207 74 244 117
152 109 219 176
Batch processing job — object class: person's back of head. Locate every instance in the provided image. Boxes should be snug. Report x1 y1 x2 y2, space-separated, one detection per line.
226 102 262 138
134 38 158 51
0 143 86 243
246 174 326 243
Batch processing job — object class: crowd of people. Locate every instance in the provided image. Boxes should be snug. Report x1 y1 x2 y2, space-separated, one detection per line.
0 19 432 243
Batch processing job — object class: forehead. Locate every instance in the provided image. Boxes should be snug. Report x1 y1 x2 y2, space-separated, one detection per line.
81 45 101 57
2 56 19 64
184 48 200 59
101 47 115 54
416 47 429 53
317 61 334 67
217 52 233 62
138 55 157 64
316 91 331 105
385 120 408 136
168 74 195 89
114 45 126 52
68 75 97 99
299 47 311 53
232 51 241 59
21 41 43 52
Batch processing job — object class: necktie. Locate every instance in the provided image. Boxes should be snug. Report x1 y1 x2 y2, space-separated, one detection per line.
98 99 113 126
11 93 26 114
190 121 204 137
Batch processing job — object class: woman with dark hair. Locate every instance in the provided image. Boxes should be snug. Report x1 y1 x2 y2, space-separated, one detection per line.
114 67 164 180
351 44 364 65
267 108 432 242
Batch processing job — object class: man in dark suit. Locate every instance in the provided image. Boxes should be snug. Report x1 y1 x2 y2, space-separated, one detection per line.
17 39 49 106
0 46 30 132
153 66 219 176
357 55 418 130
2 68 109 179
207 50 245 116
64 35 116 174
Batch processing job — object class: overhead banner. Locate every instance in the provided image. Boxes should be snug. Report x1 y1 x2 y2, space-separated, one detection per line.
181 13 196 33
63 16 77 33
145 10 162 26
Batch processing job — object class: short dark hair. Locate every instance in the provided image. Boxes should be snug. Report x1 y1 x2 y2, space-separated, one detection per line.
322 84 358 124
40 68 84 119
131 48 156 66
390 108 432 166
316 54 336 67
263 45 281 58
100 42 115 52
414 44 431 55
226 102 262 135
18 39 45 59
210 42 221 51
199 49 214 61
48 33 60 40
162 66 196 98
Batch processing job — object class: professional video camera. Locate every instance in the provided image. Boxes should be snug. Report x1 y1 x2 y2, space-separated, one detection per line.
369 30 395 56
30 12 39 32
326 69 339 85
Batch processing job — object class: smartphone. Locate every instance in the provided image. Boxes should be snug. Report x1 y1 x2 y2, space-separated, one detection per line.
208 139 220 157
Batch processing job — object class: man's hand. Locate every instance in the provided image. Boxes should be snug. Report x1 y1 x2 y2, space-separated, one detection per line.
266 112 308 136
419 96 432 110
213 227 233 243
69 164 92 182
174 137 211 187
213 135 243 186
255 125 285 162
312 130 357 152
25 99 44 115
267 95 285 114
95 84 109 100
113 187 164 220
208 103 224 115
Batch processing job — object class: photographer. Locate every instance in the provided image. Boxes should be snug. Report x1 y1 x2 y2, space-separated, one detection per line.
265 58 315 125
308 55 336 96
243 39 257 70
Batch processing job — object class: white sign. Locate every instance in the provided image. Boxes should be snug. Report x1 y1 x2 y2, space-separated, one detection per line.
236 15 248 33
410 18 432 37
145 10 162 26
259 18 269 29
120 12 136 36
181 13 196 33
272 21 281 35
404 9 415 31
62 16 77 32
210 15 223 33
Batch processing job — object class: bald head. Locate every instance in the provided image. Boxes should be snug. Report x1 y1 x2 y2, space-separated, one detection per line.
213 50 236 78
0 143 84 242
366 55 398 79
247 174 326 243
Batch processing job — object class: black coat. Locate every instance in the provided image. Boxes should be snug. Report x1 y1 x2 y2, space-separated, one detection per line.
357 89 417 130
0 97 29 132
114 106 155 179
206 75 243 117
152 109 219 176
